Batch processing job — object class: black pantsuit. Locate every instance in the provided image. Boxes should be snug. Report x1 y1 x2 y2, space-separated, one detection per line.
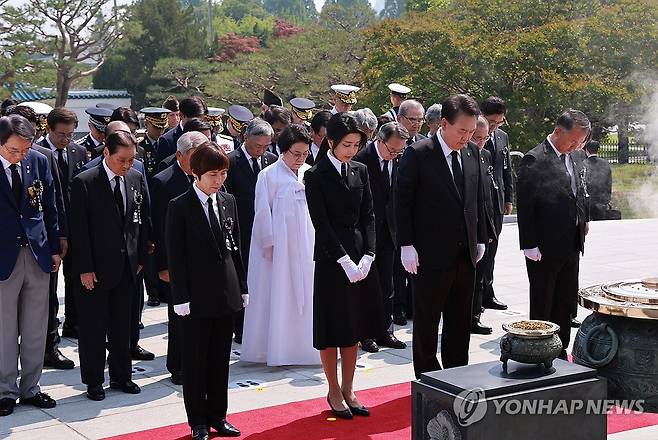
76 264 134 385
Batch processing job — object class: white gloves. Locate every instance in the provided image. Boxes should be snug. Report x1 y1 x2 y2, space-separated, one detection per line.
337 255 365 283
242 294 250 307
358 254 375 278
523 247 542 262
401 245 419 274
262 246 273 262
173 302 191 316
476 243 486 263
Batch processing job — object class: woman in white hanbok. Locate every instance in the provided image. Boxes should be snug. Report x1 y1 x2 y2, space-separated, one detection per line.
241 124 320 366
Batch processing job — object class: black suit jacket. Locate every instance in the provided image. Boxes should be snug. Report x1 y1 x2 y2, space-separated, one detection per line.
585 155 612 206
38 138 88 206
485 128 513 212
517 140 588 257
354 141 397 249
397 134 487 269
165 187 245 317
224 147 277 268
304 155 376 263
151 162 192 271
156 153 176 174
69 164 149 290
479 149 498 241
154 125 183 165
32 144 67 238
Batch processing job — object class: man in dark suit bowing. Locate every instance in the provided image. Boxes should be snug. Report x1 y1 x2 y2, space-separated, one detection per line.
398 99 427 146
224 118 277 343
517 109 590 358
397 94 488 378
151 132 206 385
70 130 150 401
154 97 206 165
354 122 409 353
479 96 513 311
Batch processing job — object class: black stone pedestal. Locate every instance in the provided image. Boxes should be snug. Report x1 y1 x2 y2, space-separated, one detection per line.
412 360 607 440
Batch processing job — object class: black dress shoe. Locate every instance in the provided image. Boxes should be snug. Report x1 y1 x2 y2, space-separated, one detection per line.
44 348 75 370
191 426 209 440
571 318 582 328
392 311 407 326
170 372 183 386
482 297 508 310
471 320 493 335
147 296 160 307
234 333 242 344
109 380 141 394
327 396 352 419
360 339 379 353
20 392 56 409
86 385 105 401
376 333 407 349
0 398 16 416
131 345 155 361
209 419 241 436
61 326 78 339
345 402 369 416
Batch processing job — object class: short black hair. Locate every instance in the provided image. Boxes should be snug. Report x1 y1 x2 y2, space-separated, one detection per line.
377 113 394 129
310 110 332 134
441 94 481 124
585 140 601 154
480 96 507 116
262 105 291 126
556 109 591 132
105 130 137 155
1 99 18 115
179 97 206 119
162 95 179 112
0 114 35 143
325 112 367 151
190 143 229 177
6 105 37 124
278 124 312 153
47 107 78 129
110 107 139 127
183 117 212 133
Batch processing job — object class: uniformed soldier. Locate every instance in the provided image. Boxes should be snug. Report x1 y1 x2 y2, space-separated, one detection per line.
289 97 315 126
223 105 254 151
17 102 53 143
76 107 113 161
139 107 170 183
384 83 411 122
330 84 360 114
162 95 181 132
261 89 283 115
206 107 234 153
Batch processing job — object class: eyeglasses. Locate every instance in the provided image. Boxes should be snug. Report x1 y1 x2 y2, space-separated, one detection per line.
472 135 491 144
400 115 424 125
286 149 310 161
382 140 403 157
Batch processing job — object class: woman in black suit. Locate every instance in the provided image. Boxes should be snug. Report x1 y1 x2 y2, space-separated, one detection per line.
166 143 246 440
304 113 385 419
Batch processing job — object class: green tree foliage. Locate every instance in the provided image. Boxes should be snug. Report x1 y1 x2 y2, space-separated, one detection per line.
380 0 404 18
263 0 318 23
320 0 378 30
362 0 658 150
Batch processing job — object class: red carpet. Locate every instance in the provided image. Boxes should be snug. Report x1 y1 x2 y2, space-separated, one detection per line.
103 382 658 439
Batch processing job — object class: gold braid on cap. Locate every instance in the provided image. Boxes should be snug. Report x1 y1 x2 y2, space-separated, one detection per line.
145 113 168 129
292 107 313 122
36 115 48 131
88 116 109 133
335 90 357 105
228 116 246 133
206 115 224 132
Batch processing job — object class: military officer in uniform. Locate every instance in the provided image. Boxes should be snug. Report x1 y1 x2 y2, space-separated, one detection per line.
17 102 53 143
206 107 234 153
77 107 113 161
384 83 411 122
330 85 360 114
163 96 180 132
223 105 253 152
260 89 283 116
290 97 315 126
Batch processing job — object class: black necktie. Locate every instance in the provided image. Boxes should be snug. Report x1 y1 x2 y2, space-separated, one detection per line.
406 137 414 146
9 164 22 206
486 137 496 158
451 150 464 198
341 162 348 185
382 160 390 192
187 175 194 185
252 157 261 176
560 153 568 172
56 149 69 190
113 176 125 221
207 196 225 251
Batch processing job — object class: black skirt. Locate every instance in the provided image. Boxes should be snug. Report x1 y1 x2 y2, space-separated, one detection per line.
313 259 385 350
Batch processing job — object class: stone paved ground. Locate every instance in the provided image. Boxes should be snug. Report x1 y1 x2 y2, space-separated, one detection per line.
2 218 657 439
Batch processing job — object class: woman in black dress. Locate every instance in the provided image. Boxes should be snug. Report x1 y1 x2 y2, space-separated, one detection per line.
304 113 385 419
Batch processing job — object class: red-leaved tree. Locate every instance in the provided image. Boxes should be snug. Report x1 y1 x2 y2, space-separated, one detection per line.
209 33 261 62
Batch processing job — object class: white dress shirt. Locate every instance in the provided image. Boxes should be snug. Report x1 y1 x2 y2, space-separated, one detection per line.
546 136 576 195
241 145 263 169
193 182 221 228
374 140 392 180
103 159 126 213
310 142 320 162
327 150 344 176
46 135 67 163
436 130 462 178
89 133 103 148
0 154 20 187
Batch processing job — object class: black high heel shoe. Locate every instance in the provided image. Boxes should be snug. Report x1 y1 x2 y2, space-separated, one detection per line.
343 393 370 417
327 395 353 419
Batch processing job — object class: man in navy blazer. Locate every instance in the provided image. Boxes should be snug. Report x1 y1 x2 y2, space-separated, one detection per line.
0 115 60 416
